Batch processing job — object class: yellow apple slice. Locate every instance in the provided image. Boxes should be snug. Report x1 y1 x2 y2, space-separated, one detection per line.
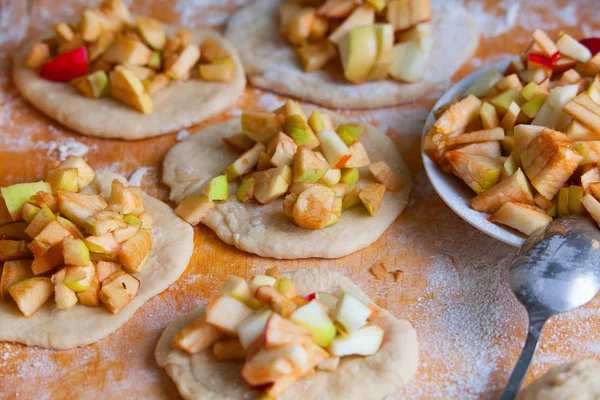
338 26 378 84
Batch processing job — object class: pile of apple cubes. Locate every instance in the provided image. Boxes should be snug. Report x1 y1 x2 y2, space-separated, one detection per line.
425 30 600 236
280 0 433 83
175 101 404 230
25 0 234 114
172 268 384 399
0 157 153 317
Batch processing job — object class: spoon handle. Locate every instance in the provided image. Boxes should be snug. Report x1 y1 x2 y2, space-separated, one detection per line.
499 318 546 400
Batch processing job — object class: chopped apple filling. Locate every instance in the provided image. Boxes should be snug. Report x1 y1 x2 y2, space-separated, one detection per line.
426 28 600 236
279 0 433 84
0 157 153 317
176 102 399 230
25 0 233 114
171 270 385 399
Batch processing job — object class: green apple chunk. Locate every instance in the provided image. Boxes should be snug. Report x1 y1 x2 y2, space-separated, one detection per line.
389 37 434 83
293 147 330 183
274 277 296 299
359 183 386 216
490 89 524 116
58 191 108 228
237 309 272 350
290 300 337 347
21 203 40 223
99 270 140 314
470 168 534 213
0 259 33 301
489 202 552 236
329 325 384 357
84 233 121 255
119 229 152 273
174 195 214 226
445 152 504 195
285 114 320 149
337 124 364 146
203 175 229 201
521 82 547 101
465 68 503 97
225 142 266 180
73 70 109 98
274 99 306 120
338 25 378 84
340 168 359 185
241 112 281 143
236 176 256 203
8 277 53 317
480 101 500 129
85 210 127 236
205 295 254 335
1 181 51 221
62 237 91 266
24 205 55 239
328 4 375 44
267 132 298 168
109 179 144 215
249 274 277 294
63 263 95 292
51 268 79 310
220 275 258 309
521 95 547 119
325 197 343 227
76 269 100 307
308 109 334 133
334 292 372 334
254 165 292 204
58 156 96 190
368 24 394 81
587 75 600 104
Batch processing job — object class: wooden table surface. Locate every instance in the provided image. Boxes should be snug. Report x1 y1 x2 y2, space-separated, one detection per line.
1 0 599 399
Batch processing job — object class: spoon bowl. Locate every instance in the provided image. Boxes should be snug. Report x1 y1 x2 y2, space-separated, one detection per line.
501 216 600 400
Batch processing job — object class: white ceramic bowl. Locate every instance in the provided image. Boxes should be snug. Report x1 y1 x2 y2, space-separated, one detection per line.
421 58 525 247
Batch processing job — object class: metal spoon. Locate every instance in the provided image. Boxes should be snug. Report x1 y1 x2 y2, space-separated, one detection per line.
500 215 600 400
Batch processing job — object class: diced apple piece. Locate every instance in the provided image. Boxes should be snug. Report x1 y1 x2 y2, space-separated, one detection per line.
241 112 281 143
25 41 51 70
97 260 121 283
522 82 547 101
389 37 434 83
72 70 109 99
254 166 292 204
285 114 320 149
329 325 384 357
292 184 336 229
62 237 90 266
489 202 552 236
466 68 503 97
569 185 584 215
30 244 62 275
386 0 430 31
238 309 272 350
290 299 337 347
222 133 255 152
110 66 153 114
267 133 297 168
367 161 404 192
249 274 277 295
446 152 503 195
581 194 600 226
255 286 298 317
308 109 334 133
202 175 228 201
199 38 227 63
334 292 372 334
84 233 121 255
63 262 94 292
332 5 376 44
520 129 583 200
220 275 257 309
532 84 578 129
263 312 312 349
172 317 223 354
85 210 127 236
274 99 306 121
342 185 361 210
241 343 305 386
531 29 558 58
337 125 364 147
434 94 482 135
205 295 254 335
296 41 337 73
557 33 592 63
501 154 518 180
143 73 170 95
119 230 152 273
490 89 524 117
45 168 79 194
573 141 600 165
453 142 502 158
58 191 107 228
317 130 352 169
225 142 266 180
309 15 329 41
345 142 371 168
34 220 73 248
174 195 214 226
557 187 570 217
0 260 32 302
136 16 165 50
58 156 95 190
339 168 359 186
286 8 315 45
1 181 51 221
521 95 547 120
198 57 235 82
358 183 386 216
24 205 55 239
213 338 247 362
8 277 53 317
76 268 100 307
292 147 330 183
338 26 378 84
320 168 341 186
109 180 143 216
99 270 140 314
21 203 40 224
103 35 152 65
564 93 600 133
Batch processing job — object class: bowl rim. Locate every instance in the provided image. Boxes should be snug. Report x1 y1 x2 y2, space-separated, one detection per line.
421 57 525 247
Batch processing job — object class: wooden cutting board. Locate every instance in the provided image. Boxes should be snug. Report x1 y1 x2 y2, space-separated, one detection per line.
1 0 599 398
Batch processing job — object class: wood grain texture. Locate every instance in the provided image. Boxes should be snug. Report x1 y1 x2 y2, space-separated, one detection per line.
0 0 599 399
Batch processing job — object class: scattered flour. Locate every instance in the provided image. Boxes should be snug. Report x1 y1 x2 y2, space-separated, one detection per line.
176 129 190 141
255 90 284 111
174 0 248 27
129 167 153 186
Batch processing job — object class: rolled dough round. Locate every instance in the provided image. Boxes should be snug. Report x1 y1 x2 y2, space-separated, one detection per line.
155 268 419 400
162 109 412 259
13 26 246 140
0 170 194 349
224 0 479 109
517 358 600 400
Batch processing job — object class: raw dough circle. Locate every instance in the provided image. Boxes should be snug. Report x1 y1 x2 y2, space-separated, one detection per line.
517 359 600 400
162 109 412 259
0 171 194 349
224 0 480 109
13 26 246 140
155 268 419 400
